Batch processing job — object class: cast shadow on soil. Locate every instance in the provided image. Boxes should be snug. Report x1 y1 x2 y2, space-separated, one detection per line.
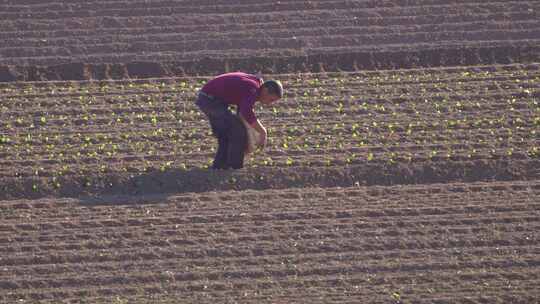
77 167 240 206
5 158 537 202
77 158 524 206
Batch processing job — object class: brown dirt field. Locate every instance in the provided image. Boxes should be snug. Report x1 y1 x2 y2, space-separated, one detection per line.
1 1 540 81
1 181 539 303
1 63 539 303
1 63 538 200
1 1 540 303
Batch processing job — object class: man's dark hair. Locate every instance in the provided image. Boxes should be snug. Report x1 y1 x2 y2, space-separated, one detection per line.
262 80 283 98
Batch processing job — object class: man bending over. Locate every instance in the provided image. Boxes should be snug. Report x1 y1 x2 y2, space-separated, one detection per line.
195 72 283 169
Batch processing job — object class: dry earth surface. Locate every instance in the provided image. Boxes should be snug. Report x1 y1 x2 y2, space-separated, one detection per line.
1 0 540 80
1 0 540 303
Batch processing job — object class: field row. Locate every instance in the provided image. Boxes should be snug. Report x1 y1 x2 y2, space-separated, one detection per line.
1 1 533 20
2 14 538 41
0 180 539 303
2 179 538 226
4 30 540 61
2 43 539 82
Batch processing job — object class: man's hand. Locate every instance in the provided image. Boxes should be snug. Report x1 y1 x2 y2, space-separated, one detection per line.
250 119 267 149
258 127 267 148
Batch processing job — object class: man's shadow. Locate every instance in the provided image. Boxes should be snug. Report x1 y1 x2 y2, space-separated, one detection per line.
78 167 240 206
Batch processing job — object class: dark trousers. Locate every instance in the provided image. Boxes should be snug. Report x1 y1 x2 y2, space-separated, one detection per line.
196 93 247 169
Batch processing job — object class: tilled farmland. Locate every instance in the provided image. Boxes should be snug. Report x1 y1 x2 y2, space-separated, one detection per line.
1 0 540 303
1 181 539 303
1 63 539 303
1 0 540 80
1 64 539 199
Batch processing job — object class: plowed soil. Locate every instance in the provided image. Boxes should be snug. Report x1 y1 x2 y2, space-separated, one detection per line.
1 181 539 304
1 63 539 199
1 0 540 81
1 63 539 303
1 1 540 303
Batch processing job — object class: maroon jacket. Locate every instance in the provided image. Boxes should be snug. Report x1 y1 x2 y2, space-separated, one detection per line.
201 72 262 125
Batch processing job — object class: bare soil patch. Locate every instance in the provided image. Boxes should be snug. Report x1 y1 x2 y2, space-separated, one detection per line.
1 1 539 80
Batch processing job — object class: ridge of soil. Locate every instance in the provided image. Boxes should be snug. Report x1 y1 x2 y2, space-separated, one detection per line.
2 158 538 201
1 44 539 81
